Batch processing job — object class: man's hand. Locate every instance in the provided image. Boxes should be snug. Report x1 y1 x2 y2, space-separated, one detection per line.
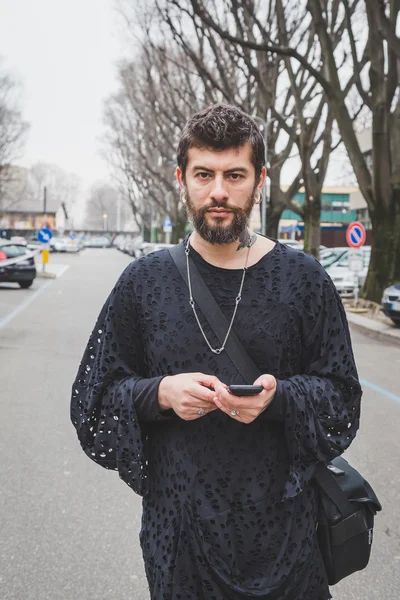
213 374 277 424
158 372 220 420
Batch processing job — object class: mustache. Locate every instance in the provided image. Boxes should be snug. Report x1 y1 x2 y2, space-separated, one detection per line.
204 201 241 213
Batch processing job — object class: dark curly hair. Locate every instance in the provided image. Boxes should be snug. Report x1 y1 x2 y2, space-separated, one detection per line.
177 104 265 181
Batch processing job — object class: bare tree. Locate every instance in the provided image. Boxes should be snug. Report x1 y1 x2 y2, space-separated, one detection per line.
84 182 123 231
157 0 305 239
157 0 348 256
0 61 29 211
30 162 82 228
103 39 206 242
187 0 400 301
108 1 341 251
106 0 304 241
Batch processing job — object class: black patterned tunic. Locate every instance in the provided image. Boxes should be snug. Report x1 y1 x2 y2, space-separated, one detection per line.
71 241 362 600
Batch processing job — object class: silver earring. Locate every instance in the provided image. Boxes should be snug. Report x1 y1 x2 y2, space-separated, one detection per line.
255 191 261 204
181 189 187 204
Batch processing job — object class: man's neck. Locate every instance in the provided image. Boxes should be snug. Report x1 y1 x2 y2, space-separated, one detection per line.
189 229 259 269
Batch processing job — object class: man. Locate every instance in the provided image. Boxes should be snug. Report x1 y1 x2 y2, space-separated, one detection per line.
71 104 361 600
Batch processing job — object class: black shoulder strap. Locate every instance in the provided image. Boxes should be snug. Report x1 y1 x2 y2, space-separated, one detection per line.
169 244 260 383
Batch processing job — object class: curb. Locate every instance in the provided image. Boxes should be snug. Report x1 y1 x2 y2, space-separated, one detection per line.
346 311 400 347
37 271 57 279
36 264 70 279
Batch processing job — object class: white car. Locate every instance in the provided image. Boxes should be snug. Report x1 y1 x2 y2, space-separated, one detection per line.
10 236 27 246
381 283 400 326
50 236 80 253
84 236 111 248
139 243 175 257
320 247 349 269
326 247 371 297
277 238 303 249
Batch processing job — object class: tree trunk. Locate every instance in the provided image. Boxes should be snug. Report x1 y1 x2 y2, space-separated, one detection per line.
303 194 321 259
363 192 400 302
172 216 187 244
143 225 151 243
265 204 282 239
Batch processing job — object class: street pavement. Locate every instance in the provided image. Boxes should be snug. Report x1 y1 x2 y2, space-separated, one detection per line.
0 248 399 600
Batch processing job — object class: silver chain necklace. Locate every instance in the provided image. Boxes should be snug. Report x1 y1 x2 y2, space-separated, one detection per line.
185 239 251 354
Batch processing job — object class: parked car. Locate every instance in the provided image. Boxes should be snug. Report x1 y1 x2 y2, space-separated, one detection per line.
320 247 349 269
113 235 129 251
381 283 400 326
277 238 303 249
278 240 328 253
140 243 175 257
130 242 154 258
0 241 37 288
50 236 81 253
10 236 27 246
84 236 111 248
26 236 43 250
326 247 371 297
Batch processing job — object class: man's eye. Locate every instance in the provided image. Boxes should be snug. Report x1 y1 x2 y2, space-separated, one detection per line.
196 172 211 179
229 174 243 180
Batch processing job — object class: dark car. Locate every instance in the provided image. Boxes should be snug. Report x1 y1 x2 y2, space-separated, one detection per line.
381 282 400 326
0 241 37 288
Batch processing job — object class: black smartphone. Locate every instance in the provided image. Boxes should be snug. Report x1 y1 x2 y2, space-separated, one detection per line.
228 385 263 396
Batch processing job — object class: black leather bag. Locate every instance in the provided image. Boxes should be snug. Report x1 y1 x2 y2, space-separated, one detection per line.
169 243 382 586
314 456 382 585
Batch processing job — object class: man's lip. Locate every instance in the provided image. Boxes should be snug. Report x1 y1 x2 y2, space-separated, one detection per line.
207 209 232 214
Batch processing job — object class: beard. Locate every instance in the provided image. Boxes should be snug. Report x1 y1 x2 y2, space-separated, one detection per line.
185 187 257 245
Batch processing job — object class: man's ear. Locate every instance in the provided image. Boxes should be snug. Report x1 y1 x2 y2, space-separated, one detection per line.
258 166 267 192
176 167 184 189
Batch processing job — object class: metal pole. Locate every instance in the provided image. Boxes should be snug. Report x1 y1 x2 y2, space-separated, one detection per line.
354 273 359 308
43 186 47 225
261 124 268 236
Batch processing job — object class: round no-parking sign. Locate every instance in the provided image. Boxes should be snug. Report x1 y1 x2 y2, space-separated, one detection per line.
346 222 366 248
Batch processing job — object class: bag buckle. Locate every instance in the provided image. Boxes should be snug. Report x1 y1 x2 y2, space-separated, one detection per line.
327 464 345 476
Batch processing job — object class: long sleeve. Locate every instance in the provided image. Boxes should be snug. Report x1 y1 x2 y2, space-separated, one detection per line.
275 275 362 498
70 264 166 496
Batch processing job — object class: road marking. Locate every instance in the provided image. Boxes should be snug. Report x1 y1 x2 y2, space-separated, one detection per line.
360 378 400 405
0 281 52 329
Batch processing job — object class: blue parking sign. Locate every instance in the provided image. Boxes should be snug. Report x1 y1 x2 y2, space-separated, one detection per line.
37 227 53 243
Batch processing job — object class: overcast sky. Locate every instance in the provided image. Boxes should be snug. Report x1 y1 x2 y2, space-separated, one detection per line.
0 0 123 188
0 0 354 198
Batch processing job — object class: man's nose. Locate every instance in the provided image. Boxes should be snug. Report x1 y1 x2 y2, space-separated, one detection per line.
210 176 229 201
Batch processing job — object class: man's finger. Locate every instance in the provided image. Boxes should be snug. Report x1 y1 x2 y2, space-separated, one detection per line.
195 373 222 390
213 396 254 424
213 395 238 419
192 405 217 417
190 384 218 403
215 386 261 409
253 374 277 391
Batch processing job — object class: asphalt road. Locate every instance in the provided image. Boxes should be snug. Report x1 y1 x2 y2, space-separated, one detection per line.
0 248 399 600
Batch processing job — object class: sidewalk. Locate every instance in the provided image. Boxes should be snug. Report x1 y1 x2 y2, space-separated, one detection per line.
36 263 70 279
346 309 400 346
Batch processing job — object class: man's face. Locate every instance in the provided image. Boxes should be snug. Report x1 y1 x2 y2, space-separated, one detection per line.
176 144 266 244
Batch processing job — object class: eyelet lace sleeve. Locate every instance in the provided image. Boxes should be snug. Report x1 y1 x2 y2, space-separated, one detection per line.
70 265 164 496
276 275 362 499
